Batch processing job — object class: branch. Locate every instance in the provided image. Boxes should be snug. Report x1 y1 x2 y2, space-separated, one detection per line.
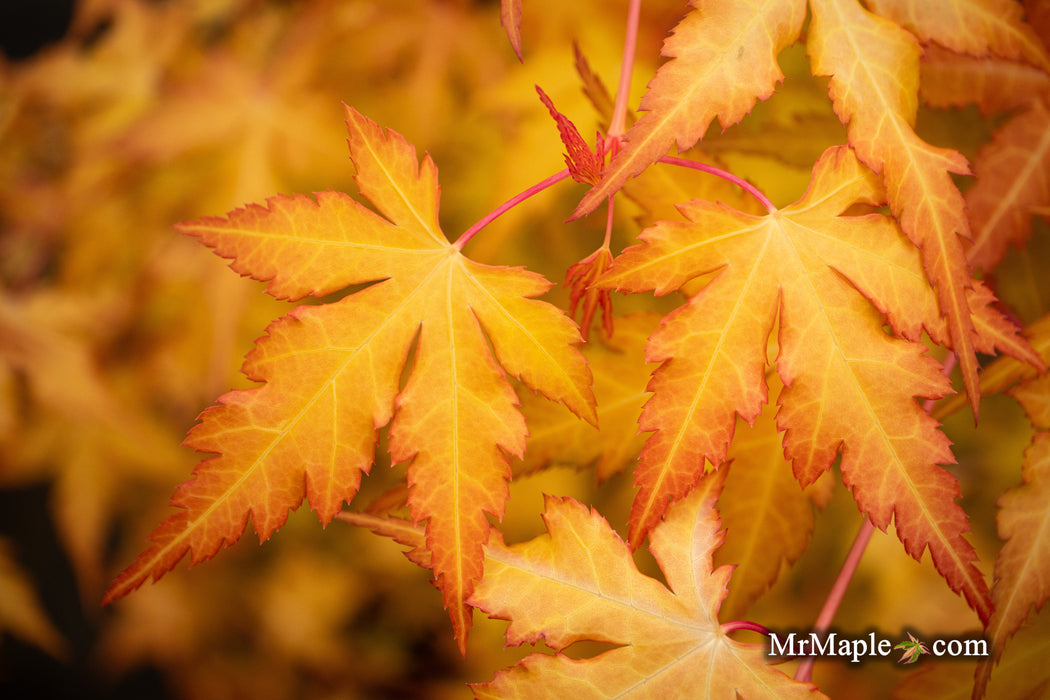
453 169 571 250
608 0 642 140
659 156 777 214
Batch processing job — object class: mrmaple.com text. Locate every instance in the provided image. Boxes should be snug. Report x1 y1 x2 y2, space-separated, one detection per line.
769 631 990 663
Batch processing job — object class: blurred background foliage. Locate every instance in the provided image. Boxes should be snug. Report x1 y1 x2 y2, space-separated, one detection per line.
0 1 1047 698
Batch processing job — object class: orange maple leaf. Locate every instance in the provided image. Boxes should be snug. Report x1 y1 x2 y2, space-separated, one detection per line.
573 0 807 218
573 0 1040 415
600 146 994 622
564 247 615 341
974 370 1050 698
516 312 657 481
501 0 524 61
715 372 832 619
535 85 604 186
966 100 1050 271
103 107 596 653
807 0 1013 415
919 45 1050 116
866 0 1050 71
468 467 824 699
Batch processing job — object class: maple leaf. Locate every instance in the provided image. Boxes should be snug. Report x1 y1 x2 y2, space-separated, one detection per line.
573 0 808 218
866 0 1050 71
965 100 1050 272
919 45 1050 116
569 37 771 224
893 632 929 665
515 312 657 481
469 466 825 699
600 146 993 622
102 107 596 653
501 0 524 61
973 371 1050 698
564 247 615 342
714 373 832 619
806 0 989 414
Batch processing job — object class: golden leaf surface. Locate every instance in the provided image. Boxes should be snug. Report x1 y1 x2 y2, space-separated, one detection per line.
714 373 831 619
807 0 987 414
470 467 825 699
573 0 807 217
973 369 1050 698
866 0 1050 70
103 108 596 654
600 146 993 622
516 312 656 481
966 101 1050 271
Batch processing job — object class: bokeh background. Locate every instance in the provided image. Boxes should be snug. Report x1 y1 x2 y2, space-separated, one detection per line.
2 1 1048 698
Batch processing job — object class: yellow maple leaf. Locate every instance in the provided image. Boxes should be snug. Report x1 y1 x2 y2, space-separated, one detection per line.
866 0 1050 71
806 0 1012 415
573 0 807 217
973 369 1050 697
600 146 994 622
103 107 596 654
516 312 657 481
715 373 833 620
966 100 1050 271
469 467 824 699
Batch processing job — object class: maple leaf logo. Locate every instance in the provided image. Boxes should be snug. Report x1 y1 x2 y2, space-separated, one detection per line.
894 632 929 664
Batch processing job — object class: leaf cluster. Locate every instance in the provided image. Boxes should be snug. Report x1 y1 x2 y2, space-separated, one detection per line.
3 1 1050 699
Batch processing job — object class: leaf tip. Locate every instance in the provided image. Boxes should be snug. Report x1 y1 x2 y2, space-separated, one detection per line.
500 0 523 62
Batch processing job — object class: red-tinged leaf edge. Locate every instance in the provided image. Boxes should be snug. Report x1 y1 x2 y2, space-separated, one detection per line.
338 511 430 568
536 85 604 185
501 0 523 61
